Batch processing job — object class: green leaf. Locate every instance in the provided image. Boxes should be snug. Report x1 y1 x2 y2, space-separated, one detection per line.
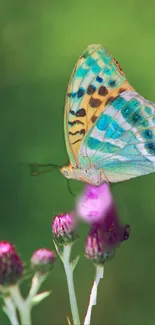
32 291 51 306
53 239 63 257
71 255 80 272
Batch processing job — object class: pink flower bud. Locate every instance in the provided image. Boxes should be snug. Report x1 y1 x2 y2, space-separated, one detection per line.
85 225 115 265
0 241 23 286
52 213 77 245
31 248 55 273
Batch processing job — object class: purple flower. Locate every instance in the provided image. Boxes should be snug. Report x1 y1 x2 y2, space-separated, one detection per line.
52 213 77 245
85 221 130 265
0 241 24 286
85 225 115 265
31 248 56 273
76 183 130 249
99 204 130 249
76 183 114 224
76 184 130 263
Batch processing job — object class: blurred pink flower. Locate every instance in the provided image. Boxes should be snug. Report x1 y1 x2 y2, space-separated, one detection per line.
100 204 130 249
76 183 130 251
76 183 114 224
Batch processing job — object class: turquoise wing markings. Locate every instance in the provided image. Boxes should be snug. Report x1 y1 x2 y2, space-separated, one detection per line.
78 90 155 182
65 44 127 166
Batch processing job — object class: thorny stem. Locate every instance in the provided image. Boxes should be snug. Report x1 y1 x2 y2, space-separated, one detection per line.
84 265 104 325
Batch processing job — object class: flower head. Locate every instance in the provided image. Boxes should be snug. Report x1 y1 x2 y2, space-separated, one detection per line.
31 248 55 273
52 213 77 245
0 241 23 286
99 203 130 248
76 183 130 248
85 225 115 265
79 184 130 264
76 183 114 224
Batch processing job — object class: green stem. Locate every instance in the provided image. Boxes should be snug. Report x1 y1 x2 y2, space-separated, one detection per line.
18 305 32 325
8 274 48 325
3 296 19 325
9 285 32 325
27 272 47 302
84 265 104 325
61 245 80 325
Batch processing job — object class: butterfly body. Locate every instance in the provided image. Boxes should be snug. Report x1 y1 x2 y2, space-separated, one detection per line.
60 165 105 185
61 44 155 184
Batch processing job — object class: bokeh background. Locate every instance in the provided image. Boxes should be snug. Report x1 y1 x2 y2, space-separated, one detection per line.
0 0 155 324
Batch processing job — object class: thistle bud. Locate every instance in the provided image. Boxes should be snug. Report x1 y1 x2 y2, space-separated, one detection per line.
52 213 77 245
31 248 55 273
85 225 115 265
0 241 23 286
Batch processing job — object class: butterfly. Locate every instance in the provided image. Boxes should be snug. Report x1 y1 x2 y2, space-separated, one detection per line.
59 44 155 185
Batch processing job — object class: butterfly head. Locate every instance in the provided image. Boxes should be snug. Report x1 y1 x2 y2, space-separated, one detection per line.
60 165 93 182
60 165 74 179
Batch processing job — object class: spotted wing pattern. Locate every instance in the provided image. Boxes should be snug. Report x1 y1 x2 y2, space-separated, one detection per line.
78 90 155 182
64 44 134 166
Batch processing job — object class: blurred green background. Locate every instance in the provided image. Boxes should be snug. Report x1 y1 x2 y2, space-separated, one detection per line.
0 0 155 324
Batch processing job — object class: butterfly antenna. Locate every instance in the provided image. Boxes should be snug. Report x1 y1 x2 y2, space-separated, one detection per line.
67 179 76 196
21 162 76 196
29 163 60 176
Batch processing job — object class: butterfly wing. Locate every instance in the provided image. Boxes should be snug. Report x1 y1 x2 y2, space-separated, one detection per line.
78 90 155 182
64 44 134 166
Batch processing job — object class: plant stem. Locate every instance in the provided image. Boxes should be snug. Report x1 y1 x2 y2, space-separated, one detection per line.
8 274 48 325
18 304 32 325
3 296 19 325
61 245 80 325
27 272 47 302
9 285 32 325
84 265 104 325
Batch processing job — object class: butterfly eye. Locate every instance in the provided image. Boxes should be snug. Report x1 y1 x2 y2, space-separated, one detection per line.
60 167 70 178
64 169 69 177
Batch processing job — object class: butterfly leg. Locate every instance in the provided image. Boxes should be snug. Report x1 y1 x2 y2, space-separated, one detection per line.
79 176 93 185
99 169 110 186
